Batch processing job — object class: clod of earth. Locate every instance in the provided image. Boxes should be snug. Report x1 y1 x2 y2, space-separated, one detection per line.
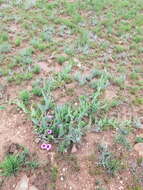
134 143 143 157
7 143 20 154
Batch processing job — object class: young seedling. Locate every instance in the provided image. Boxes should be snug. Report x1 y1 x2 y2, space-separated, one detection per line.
19 90 30 105
56 55 67 65
32 65 41 74
15 38 21 46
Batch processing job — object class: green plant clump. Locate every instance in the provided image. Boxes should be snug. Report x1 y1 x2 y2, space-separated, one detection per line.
98 144 121 176
30 73 111 152
19 90 30 105
0 155 22 176
0 149 39 176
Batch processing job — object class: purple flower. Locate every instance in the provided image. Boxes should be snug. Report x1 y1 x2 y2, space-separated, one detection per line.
46 144 52 151
47 129 52 134
41 143 47 150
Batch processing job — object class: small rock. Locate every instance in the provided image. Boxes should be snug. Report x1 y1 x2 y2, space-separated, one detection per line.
71 144 77 153
60 176 64 181
29 185 39 190
77 63 81 68
134 117 143 129
48 152 55 164
134 143 143 157
35 138 41 144
137 134 143 138
73 58 80 64
119 186 124 190
62 168 66 172
15 175 29 190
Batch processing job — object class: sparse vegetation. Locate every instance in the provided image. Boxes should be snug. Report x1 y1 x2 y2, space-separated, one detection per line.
98 144 122 176
0 154 23 176
0 148 39 177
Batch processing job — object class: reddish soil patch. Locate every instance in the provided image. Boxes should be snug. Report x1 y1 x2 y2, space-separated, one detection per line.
0 106 34 162
55 132 138 190
104 85 118 101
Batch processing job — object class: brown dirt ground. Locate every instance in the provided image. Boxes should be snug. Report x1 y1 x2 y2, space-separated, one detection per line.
0 103 141 190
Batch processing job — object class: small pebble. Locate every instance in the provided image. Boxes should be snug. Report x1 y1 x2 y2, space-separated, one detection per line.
62 168 66 172
35 138 41 144
60 176 64 181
